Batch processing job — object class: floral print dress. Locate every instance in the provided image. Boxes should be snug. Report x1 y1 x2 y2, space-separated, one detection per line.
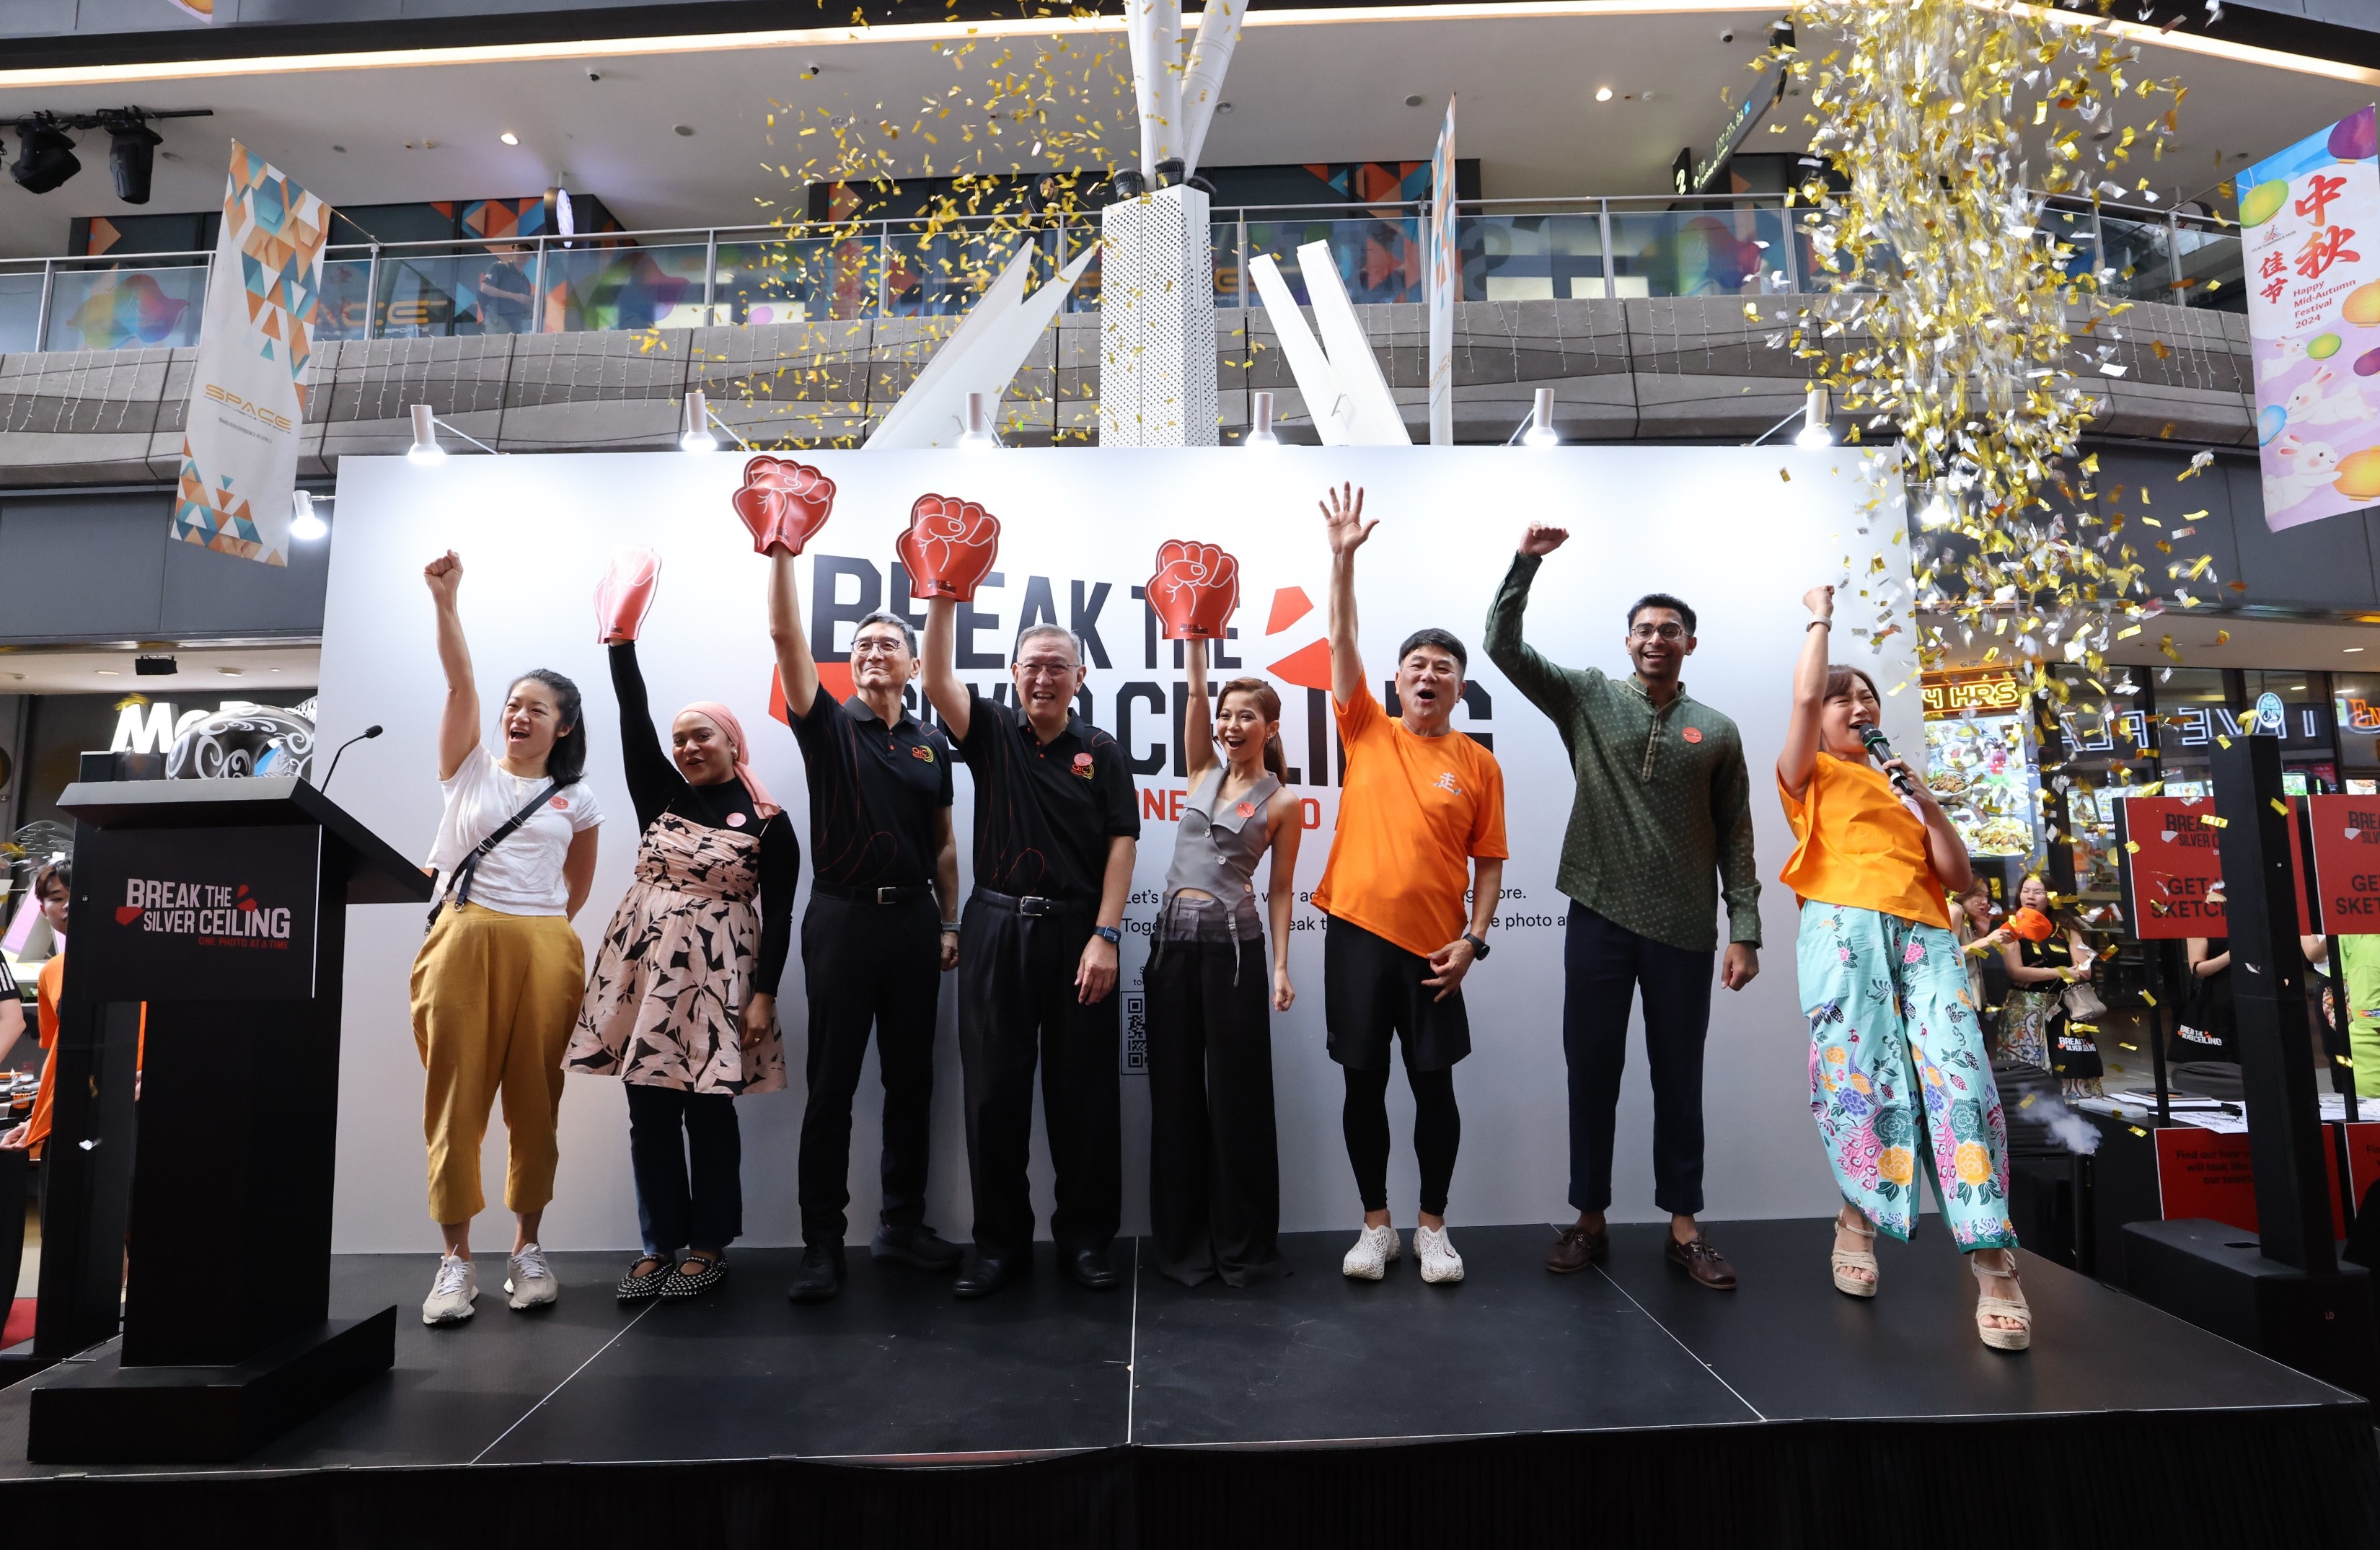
1797 899 2017 1250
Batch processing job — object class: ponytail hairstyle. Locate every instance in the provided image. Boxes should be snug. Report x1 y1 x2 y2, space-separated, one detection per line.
1216 677 1288 782
508 669 588 786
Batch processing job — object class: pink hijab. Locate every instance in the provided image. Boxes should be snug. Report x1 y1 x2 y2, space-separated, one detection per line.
681 700 782 819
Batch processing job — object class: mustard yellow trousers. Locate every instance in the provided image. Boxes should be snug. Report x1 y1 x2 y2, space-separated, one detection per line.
410 902 584 1224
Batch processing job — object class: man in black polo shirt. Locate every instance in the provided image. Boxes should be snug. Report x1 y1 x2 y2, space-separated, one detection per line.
772 552 966 1303
922 604 1140 1298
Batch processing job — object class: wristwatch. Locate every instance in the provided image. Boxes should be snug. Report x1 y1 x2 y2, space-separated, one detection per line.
1463 931 1491 960
1093 925 1122 945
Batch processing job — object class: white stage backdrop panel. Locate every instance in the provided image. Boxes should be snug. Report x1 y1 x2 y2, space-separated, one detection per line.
319 446 1918 1252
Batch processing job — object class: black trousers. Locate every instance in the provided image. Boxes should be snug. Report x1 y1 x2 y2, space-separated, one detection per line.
1342 1057 1460 1217
796 894 944 1247
626 1082 742 1256
1145 933 1287 1287
957 893 1120 1262
1562 905 1716 1217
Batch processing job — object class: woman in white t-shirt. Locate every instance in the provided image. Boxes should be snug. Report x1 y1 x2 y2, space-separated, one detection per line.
410 550 604 1327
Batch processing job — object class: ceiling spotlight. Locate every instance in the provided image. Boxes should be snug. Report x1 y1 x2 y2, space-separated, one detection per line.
289 489 330 540
1215 101 1235 115
9 118 81 194
957 391 1000 451
500 131 519 146
1595 87 1615 102
104 115 163 203
1246 389 1279 447
407 403 447 466
1795 384 1834 447
1403 93 1426 107
679 389 718 453
673 124 696 137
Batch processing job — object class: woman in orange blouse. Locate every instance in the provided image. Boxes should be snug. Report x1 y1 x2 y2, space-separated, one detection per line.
1779 584 2028 1352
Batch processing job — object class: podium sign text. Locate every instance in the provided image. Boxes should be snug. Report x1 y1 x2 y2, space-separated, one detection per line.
74 824 321 1002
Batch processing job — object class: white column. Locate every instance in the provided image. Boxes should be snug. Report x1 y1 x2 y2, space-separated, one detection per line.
1098 184 1220 447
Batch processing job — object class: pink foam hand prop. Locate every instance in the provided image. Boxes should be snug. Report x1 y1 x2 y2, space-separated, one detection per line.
731 456 837 556
897 493 1002 602
1148 540 1241 640
595 545 662 645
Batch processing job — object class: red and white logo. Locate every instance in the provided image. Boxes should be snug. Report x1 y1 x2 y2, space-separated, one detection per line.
118 877 293 948
1071 752 1096 780
1236 800 1257 819
550 796 570 810
1682 726 1704 744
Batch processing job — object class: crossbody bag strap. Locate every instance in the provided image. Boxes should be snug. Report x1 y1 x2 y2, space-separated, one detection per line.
426 779 565 933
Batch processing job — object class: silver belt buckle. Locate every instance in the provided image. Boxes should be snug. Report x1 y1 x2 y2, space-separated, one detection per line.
876 886 900 904
1020 894 1053 917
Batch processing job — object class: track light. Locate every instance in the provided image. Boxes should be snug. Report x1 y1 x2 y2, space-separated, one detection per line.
1246 389 1279 446
1794 385 1833 447
289 490 330 541
957 391 1000 450
104 115 162 204
407 404 446 466
9 119 80 195
679 389 718 453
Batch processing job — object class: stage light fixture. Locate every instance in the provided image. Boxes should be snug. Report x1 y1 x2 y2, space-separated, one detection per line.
407 404 447 465
679 389 718 452
957 391 1001 451
1595 87 1614 102
104 114 162 203
9 118 81 194
499 131 519 145
1794 385 1833 447
290 489 330 540
1246 389 1279 446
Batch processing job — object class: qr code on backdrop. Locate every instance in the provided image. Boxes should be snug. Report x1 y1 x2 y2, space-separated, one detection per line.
1123 995 1147 1075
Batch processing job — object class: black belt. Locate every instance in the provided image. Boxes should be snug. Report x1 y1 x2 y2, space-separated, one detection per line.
812 881 934 904
973 886 1095 917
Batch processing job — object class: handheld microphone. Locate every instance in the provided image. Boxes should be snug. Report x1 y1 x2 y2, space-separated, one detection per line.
319 724 384 793
1851 720 1917 798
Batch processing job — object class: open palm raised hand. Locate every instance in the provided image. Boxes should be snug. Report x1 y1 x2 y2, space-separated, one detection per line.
1321 483 1375 555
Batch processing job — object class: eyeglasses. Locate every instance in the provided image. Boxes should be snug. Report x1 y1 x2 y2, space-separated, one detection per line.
1628 623 1688 642
1014 663 1077 679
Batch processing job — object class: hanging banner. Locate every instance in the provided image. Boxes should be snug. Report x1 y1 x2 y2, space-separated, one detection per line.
1427 95 1458 448
2241 106 2380 532
172 141 330 568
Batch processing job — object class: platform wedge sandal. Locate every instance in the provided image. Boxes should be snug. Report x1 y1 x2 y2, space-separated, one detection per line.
1830 1207 1878 1298
1972 1256 2032 1352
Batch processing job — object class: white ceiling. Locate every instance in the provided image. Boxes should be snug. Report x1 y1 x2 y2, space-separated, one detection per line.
0 5 2374 257
0 645 320 695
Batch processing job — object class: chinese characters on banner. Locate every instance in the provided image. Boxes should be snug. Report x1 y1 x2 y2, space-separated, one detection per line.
2241 106 2380 532
172 141 330 568
1427 96 1458 447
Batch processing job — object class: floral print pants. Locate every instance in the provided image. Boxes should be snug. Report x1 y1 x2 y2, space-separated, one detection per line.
1796 900 2017 1251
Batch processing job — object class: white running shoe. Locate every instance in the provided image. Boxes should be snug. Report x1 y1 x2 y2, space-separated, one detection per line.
1416 1223 1465 1285
1341 1223 1402 1280
506 1243 559 1311
423 1253 479 1325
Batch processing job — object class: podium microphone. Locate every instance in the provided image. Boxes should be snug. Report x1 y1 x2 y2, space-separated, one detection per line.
1851 720 1917 799
319 725 383 793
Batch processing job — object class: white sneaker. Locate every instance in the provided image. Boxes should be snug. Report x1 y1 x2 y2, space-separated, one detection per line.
1341 1223 1402 1280
423 1253 479 1325
1416 1223 1465 1285
506 1243 559 1311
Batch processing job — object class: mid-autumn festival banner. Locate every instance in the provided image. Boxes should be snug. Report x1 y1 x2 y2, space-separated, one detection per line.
2242 106 2380 532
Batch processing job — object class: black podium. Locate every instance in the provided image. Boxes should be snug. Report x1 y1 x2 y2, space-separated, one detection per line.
26 777 431 1462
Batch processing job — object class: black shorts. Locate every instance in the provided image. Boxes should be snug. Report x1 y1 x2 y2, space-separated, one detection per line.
1323 916 1471 1073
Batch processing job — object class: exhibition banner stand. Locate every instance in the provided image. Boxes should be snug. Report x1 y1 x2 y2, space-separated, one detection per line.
25 778 430 1463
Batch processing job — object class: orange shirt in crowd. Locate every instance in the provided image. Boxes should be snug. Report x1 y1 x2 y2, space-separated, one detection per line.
19 955 144 1161
1777 751 1953 930
1312 682 1509 959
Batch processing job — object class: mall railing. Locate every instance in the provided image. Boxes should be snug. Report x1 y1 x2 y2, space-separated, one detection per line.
0 193 2245 356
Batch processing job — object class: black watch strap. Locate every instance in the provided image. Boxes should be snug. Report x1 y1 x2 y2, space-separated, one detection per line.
1463 931 1490 960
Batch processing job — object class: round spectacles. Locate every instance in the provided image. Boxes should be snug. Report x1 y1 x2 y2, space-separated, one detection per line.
1628 623 1688 642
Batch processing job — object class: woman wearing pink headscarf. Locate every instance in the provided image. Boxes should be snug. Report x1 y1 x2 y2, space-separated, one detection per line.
570 562 796 1303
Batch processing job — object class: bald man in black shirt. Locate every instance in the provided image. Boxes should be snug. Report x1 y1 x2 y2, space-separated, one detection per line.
922 607 1140 1298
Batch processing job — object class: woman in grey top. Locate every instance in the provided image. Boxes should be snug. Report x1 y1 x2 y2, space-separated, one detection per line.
1145 637 1305 1286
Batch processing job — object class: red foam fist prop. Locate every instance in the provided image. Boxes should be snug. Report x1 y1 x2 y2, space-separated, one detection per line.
2008 907 2055 943
1148 540 1241 641
732 456 836 557
596 545 662 645
898 493 1002 602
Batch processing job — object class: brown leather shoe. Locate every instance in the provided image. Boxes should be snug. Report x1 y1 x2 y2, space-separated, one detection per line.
1545 1224 1609 1274
1665 1233 1738 1290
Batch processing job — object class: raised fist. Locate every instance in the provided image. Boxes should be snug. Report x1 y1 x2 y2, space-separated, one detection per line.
898 493 1001 602
731 456 837 556
1148 540 1240 640
596 545 662 645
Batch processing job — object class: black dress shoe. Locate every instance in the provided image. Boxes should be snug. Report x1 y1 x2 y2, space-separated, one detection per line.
872 1223 964 1272
953 1251 1023 1300
788 1243 845 1304
1063 1246 1120 1290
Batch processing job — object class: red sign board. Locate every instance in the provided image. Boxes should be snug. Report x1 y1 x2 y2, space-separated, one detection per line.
2303 793 2380 935
2156 1125 2349 1238
2114 795 2312 940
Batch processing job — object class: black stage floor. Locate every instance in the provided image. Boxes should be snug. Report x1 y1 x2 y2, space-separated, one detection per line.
0 1220 2374 1547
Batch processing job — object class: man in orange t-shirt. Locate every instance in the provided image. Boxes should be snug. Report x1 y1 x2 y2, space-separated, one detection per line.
1311 484 1507 1287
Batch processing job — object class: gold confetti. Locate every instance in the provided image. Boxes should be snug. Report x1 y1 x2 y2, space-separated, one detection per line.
2272 798 2290 815
2204 814 2229 827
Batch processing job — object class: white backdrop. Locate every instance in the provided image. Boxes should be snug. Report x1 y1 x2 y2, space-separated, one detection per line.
319 446 1920 1252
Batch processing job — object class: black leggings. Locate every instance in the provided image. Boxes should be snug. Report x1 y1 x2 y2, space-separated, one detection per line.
1341 1057 1460 1217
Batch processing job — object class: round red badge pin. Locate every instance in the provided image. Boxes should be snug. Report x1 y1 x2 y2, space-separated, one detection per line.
1236 800 1256 818
1681 727 1704 744
550 796 570 809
